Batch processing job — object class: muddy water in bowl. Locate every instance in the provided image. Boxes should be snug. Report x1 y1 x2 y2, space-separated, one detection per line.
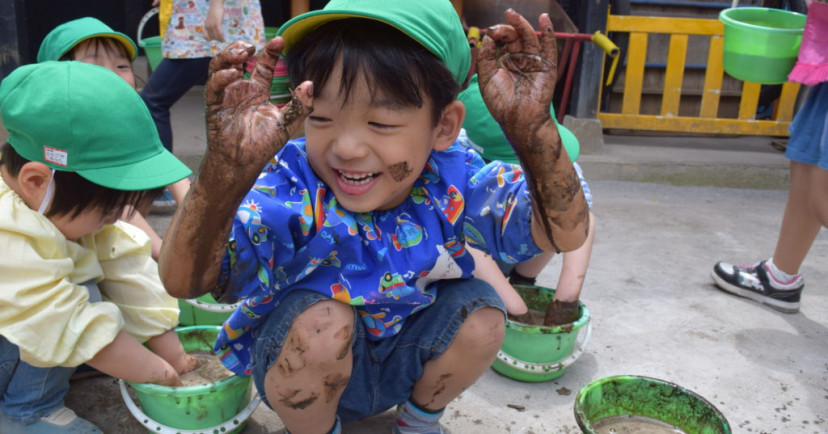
179 350 234 386
592 415 686 434
574 375 731 434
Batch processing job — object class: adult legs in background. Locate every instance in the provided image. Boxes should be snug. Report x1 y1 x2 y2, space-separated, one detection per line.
141 57 210 205
140 57 211 152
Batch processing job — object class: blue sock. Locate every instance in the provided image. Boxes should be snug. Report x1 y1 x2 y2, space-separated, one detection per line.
393 399 444 434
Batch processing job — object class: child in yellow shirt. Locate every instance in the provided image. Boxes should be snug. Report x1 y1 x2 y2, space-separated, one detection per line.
0 61 195 432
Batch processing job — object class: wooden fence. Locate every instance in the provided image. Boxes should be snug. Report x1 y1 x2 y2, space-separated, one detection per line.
598 14 801 136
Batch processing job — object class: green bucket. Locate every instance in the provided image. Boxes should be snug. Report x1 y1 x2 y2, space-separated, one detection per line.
719 7 806 84
265 26 278 42
137 8 163 72
491 285 591 382
119 326 259 434
178 293 237 326
139 36 163 72
574 375 732 434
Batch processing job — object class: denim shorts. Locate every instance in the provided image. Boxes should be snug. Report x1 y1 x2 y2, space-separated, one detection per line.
251 278 505 423
786 82 828 170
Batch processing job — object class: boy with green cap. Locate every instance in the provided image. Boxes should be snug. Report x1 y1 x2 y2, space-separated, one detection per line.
459 73 596 325
0 61 195 433
158 0 589 432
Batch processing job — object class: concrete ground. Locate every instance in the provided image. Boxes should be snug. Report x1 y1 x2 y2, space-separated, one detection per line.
8 61 828 432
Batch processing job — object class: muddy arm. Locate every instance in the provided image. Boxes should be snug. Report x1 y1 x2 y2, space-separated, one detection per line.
477 10 589 253
158 39 313 299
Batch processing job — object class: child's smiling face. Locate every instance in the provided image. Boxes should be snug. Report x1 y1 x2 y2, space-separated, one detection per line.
72 38 135 89
304 64 454 213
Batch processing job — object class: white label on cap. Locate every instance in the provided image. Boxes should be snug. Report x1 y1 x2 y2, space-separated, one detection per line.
44 147 68 166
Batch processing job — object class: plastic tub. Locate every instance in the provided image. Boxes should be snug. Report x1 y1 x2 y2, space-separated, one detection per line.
178 294 237 326
120 326 259 434
265 26 278 42
574 375 732 434
137 8 163 72
139 36 163 71
491 285 591 382
719 7 806 84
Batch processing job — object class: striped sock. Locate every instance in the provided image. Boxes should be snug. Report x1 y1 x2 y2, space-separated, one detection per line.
765 258 803 289
393 400 444 434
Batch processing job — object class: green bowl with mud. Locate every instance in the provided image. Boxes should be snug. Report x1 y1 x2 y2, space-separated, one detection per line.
574 375 731 434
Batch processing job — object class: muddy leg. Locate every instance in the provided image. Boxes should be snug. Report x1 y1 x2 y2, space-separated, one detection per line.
411 307 504 410
264 300 354 433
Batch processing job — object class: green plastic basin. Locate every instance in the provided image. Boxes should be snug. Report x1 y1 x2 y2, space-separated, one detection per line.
575 375 732 434
138 36 162 72
491 285 591 382
125 326 253 433
719 7 806 84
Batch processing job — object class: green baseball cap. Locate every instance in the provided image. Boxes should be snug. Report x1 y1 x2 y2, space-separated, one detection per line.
37 17 138 62
277 0 471 86
0 61 191 191
459 74 580 164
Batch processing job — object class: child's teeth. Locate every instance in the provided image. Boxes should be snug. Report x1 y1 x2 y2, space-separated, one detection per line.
342 172 375 185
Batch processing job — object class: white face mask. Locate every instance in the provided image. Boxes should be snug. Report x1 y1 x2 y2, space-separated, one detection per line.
37 169 56 215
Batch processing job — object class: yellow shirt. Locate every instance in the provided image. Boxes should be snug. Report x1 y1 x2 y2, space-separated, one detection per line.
0 179 179 367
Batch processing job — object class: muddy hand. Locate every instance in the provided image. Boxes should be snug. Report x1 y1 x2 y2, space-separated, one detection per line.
478 11 588 253
206 38 313 175
477 10 557 134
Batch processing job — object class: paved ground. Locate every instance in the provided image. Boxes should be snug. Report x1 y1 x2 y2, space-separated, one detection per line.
6 68 827 432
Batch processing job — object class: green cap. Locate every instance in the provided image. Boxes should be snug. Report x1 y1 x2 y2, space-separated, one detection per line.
277 0 471 85
0 61 191 191
37 17 138 62
458 74 580 164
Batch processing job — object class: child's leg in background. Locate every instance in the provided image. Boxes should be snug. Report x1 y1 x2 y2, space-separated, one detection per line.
772 161 826 275
0 336 73 423
772 81 828 275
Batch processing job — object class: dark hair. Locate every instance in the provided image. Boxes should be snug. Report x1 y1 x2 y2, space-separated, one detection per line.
1 142 160 219
285 18 460 125
59 37 129 62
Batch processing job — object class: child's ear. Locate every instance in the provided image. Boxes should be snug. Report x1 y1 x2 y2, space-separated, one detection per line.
16 162 55 210
432 100 466 151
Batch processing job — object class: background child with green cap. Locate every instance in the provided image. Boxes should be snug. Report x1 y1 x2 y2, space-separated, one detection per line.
458 72 596 325
157 0 589 433
38 16 189 259
0 61 196 433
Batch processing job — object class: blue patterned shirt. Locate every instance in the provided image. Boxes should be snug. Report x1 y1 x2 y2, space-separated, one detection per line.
214 133 541 375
